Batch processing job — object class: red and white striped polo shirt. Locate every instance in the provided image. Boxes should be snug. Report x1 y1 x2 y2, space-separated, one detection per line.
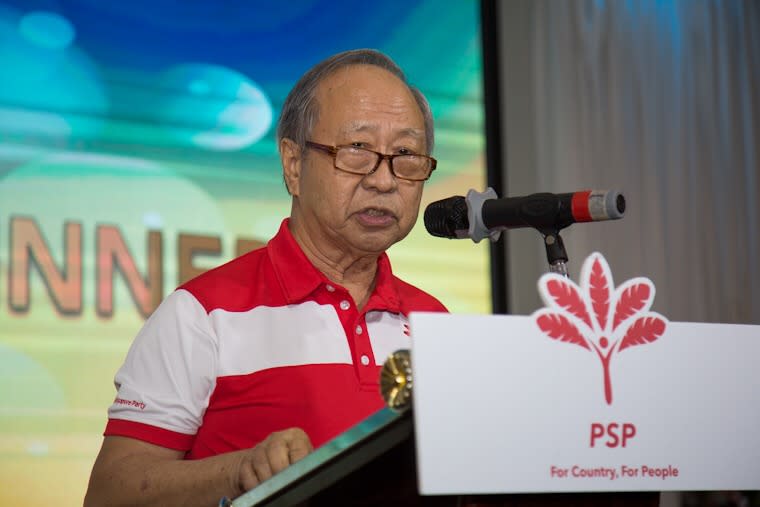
104 219 447 459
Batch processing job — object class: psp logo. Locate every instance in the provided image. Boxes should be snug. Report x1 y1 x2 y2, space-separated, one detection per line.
533 252 668 405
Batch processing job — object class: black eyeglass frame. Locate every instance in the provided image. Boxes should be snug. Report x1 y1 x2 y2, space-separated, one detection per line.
304 141 437 182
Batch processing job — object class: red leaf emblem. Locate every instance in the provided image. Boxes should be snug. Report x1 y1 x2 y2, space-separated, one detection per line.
545 279 593 329
589 258 610 330
612 283 651 330
536 313 590 350
618 315 666 352
534 253 668 405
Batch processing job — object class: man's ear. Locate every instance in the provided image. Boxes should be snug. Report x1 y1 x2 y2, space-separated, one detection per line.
280 138 302 196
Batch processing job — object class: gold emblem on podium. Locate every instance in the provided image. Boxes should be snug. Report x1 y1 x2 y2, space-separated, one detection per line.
380 349 413 412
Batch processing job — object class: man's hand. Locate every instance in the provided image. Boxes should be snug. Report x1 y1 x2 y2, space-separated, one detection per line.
85 429 314 507
236 428 314 492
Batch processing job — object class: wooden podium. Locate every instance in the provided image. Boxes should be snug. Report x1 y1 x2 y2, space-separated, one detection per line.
229 408 658 507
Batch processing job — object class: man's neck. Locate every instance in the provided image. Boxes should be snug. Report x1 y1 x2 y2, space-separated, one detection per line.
289 218 379 310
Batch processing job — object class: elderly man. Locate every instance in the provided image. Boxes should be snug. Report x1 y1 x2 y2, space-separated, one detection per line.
84 49 446 506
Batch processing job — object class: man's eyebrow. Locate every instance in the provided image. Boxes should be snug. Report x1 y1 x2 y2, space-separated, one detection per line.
398 128 425 139
339 122 375 135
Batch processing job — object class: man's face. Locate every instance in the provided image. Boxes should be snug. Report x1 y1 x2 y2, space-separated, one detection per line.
286 65 427 257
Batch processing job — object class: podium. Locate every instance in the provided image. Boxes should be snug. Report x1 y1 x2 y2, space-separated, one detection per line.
214 217 759 503
230 407 658 507
231 253 760 507
230 284 760 505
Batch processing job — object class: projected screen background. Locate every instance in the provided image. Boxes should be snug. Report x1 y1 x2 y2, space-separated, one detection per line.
0 1 489 503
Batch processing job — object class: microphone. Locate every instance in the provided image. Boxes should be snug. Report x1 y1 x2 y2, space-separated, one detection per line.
424 188 625 242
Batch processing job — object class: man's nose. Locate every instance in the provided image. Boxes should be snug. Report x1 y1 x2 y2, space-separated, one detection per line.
363 157 397 192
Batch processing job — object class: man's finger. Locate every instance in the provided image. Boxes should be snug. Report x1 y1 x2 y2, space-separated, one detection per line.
266 437 291 474
250 446 274 482
238 461 260 493
280 428 313 454
287 434 312 463
271 428 312 471
240 428 313 491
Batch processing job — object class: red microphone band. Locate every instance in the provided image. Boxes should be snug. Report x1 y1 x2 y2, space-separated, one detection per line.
571 190 594 223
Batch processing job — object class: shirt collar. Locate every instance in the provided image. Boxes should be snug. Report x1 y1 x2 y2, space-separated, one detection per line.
268 219 401 313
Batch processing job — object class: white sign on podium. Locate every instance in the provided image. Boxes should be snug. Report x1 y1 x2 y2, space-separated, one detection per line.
411 253 760 494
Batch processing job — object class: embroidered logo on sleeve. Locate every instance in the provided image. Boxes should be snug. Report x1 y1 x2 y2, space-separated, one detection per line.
114 397 146 410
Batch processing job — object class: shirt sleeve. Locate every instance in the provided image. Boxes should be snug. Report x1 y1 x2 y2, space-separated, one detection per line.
104 289 218 451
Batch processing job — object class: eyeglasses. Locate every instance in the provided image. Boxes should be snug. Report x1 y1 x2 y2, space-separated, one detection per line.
305 141 437 182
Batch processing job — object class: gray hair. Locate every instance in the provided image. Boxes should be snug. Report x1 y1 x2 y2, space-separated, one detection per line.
276 49 434 155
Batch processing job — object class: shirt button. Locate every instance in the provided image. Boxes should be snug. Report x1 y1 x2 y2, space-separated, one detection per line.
355 325 363 335
360 354 370 366
326 284 335 292
339 300 350 311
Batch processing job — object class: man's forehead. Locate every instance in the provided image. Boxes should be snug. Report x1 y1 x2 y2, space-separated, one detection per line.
339 121 424 138
315 65 414 106
312 65 426 140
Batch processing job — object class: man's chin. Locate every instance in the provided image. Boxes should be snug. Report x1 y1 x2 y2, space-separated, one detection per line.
351 229 401 255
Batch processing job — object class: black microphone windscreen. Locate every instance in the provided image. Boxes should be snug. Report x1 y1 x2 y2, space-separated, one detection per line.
424 196 469 238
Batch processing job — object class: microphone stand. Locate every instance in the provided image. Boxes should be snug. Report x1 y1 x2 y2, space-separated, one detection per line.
539 228 569 277
461 188 573 277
